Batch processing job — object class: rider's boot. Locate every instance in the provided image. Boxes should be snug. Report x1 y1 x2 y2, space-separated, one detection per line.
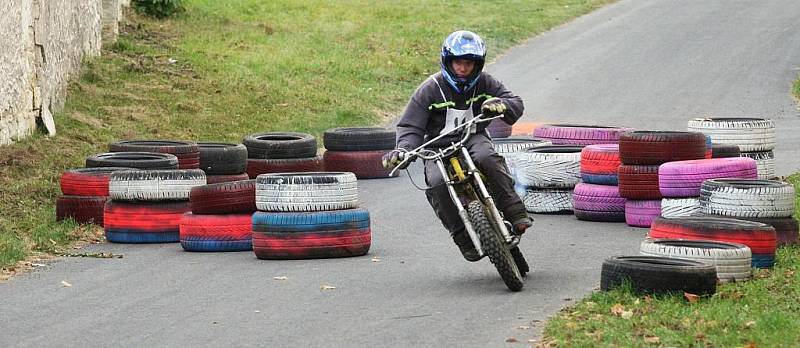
508 211 533 236
452 229 483 262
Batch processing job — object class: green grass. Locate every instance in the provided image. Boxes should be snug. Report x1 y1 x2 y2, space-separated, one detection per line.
793 77 800 101
539 174 800 347
0 0 614 269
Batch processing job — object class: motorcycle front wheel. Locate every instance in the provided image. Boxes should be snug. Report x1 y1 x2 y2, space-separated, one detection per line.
467 200 523 291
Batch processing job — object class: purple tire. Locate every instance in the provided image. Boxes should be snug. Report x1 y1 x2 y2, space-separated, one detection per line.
572 183 626 222
658 158 758 197
625 199 662 227
533 124 634 145
487 119 513 138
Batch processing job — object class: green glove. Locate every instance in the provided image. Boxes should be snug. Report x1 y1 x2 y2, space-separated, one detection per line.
481 97 507 117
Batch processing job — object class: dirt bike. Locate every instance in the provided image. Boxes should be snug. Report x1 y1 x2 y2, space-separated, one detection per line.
389 113 528 291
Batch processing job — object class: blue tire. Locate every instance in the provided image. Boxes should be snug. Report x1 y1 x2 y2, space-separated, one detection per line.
180 239 252 252
581 173 618 185
105 230 179 243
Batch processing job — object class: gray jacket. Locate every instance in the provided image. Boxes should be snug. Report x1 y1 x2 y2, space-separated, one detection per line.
396 72 524 150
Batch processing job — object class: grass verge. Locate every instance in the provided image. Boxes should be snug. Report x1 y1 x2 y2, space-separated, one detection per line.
0 0 615 270
793 76 800 101
539 174 800 347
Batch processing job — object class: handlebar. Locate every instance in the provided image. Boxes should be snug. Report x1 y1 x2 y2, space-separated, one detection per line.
389 113 503 176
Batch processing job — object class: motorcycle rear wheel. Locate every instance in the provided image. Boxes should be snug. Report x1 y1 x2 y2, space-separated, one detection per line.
467 200 524 291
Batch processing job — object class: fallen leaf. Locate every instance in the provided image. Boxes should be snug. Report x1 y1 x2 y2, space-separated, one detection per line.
610 303 625 316
321 285 336 290
371 257 381 263
644 336 660 344
684 292 700 303
517 325 530 330
742 342 757 348
621 311 633 319
254 310 261 313
745 320 756 328
49 238 57 245
61 281 71 287
528 339 537 343
273 276 288 280
505 337 518 343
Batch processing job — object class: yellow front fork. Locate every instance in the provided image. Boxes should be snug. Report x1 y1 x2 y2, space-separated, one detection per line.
450 157 466 181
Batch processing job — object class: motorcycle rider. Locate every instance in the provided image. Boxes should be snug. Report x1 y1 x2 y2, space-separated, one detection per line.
383 30 532 262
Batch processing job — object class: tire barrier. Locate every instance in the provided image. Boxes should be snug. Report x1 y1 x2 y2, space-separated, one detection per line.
179 213 253 252
243 132 317 159
515 145 583 188
190 180 257 215
60 167 134 196
522 189 573 213
198 142 248 175
322 150 397 179
625 199 662 227
619 131 706 165
580 144 620 185
618 164 661 199
533 124 633 145
205 173 250 184
658 157 758 197
699 179 795 218
322 127 395 151
255 172 358 212
687 118 776 152
660 198 702 218
110 140 200 169
704 135 712 159
104 201 191 243
109 169 206 201
649 216 777 268
252 208 371 259
740 150 775 179
712 144 740 158
639 239 751 283
246 156 325 179
56 195 108 225
601 256 716 295
86 152 179 170
701 214 799 248
572 183 625 222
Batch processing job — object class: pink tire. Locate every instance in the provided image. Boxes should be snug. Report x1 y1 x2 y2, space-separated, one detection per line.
625 199 662 228
658 158 758 197
572 183 626 222
533 124 634 145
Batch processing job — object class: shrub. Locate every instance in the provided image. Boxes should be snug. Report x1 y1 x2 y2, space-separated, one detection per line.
133 0 185 18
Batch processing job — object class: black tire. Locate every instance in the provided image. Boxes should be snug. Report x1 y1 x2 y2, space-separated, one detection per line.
56 195 108 225
190 180 257 215
600 256 717 295
467 201 523 291
86 152 179 170
243 132 317 159
510 246 529 277
322 127 396 151
711 144 741 158
110 140 200 169
198 142 248 175
619 131 706 165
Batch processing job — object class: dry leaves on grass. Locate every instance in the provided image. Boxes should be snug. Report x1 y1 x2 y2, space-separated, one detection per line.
611 303 625 316
684 292 700 303
644 336 660 344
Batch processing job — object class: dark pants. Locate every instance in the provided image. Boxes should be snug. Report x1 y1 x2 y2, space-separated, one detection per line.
424 134 526 238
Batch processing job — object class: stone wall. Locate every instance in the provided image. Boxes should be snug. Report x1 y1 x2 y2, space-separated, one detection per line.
0 0 128 145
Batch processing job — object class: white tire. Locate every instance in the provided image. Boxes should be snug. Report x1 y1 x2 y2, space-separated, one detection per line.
700 179 795 218
687 118 775 152
515 146 582 188
109 169 206 201
255 172 358 212
661 198 702 218
522 188 573 213
740 150 775 179
640 239 752 283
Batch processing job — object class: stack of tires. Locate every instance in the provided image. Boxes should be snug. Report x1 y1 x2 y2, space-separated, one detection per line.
56 167 133 225
514 145 584 213
180 180 256 252
701 178 798 248
110 140 200 169
322 127 398 179
105 169 205 243
639 239 752 283
649 216 776 269
533 124 633 145
251 172 371 259
198 142 249 184
618 131 706 227
659 158 758 218
244 132 323 178
573 144 625 222
688 118 776 179
492 136 551 183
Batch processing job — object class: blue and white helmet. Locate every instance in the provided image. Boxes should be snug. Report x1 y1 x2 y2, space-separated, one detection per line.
440 30 486 94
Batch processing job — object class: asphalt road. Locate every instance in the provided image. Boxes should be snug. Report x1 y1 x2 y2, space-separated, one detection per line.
2 1 799 347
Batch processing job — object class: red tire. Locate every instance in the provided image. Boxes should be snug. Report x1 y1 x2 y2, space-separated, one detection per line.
322 150 398 179
619 131 706 165
649 216 777 255
56 195 108 225
580 144 620 175
190 180 256 215
104 201 191 243
533 124 633 145
618 164 661 199
206 173 250 184
60 167 134 196
246 157 324 178
179 213 253 251
707 215 799 247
